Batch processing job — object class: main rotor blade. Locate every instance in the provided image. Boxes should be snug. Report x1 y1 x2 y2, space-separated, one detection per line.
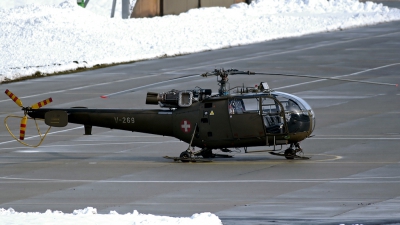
5 89 23 107
255 72 398 87
30 98 53 109
101 74 199 98
20 116 27 140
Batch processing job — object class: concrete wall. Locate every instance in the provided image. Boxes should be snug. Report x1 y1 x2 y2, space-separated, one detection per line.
131 0 251 18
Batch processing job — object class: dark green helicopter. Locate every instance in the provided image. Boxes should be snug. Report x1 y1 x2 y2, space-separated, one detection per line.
4 69 397 162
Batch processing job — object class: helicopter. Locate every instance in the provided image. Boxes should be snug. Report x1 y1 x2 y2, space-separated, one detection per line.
3 69 397 162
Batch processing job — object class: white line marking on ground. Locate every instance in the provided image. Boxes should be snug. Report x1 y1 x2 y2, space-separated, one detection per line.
0 176 399 184
276 63 400 90
10 141 181 153
0 126 83 146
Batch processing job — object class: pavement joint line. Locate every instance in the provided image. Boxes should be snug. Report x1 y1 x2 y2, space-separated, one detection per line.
1 175 400 184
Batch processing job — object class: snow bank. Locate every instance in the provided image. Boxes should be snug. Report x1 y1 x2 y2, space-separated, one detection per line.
0 207 223 225
0 0 400 82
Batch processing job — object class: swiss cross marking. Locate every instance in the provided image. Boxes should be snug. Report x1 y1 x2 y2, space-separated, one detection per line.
181 120 191 133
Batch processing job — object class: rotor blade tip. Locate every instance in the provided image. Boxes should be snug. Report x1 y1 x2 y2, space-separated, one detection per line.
100 95 108 99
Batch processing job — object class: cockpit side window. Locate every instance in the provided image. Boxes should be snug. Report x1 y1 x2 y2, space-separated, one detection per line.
239 97 282 114
261 97 284 134
241 98 258 112
261 97 279 114
228 99 245 114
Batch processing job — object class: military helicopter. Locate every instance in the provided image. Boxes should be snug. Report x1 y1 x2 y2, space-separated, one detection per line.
4 69 397 162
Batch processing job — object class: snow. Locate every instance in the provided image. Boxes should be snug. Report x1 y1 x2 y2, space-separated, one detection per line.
1 0 400 82
0 207 223 225
0 0 137 18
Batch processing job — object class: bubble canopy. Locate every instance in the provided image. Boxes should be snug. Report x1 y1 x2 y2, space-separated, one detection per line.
273 91 313 112
272 91 315 134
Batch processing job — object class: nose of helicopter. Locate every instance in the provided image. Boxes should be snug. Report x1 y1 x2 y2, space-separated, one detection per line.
274 91 315 136
308 108 316 136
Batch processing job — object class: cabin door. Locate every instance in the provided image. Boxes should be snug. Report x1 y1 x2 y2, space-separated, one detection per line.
229 98 265 139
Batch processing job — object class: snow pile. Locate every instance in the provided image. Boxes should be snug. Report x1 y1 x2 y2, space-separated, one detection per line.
83 0 137 18
0 0 137 18
0 0 400 82
0 207 223 225
0 0 68 10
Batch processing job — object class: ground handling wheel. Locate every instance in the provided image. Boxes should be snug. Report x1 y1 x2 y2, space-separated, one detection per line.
284 148 296 160
179 151 191 163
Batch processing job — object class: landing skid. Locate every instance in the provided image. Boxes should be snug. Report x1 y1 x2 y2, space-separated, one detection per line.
268 143 310 160
163 156 212 162
210 153 233 158
269 152 310 160
245 149 274 153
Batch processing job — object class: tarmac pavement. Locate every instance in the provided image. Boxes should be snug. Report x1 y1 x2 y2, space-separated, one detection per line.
1 4 400 224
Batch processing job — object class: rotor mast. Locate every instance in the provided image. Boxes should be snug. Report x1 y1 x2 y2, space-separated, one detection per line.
201 69 255 96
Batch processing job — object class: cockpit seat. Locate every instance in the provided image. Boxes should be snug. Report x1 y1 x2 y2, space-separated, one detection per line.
264 115 283 134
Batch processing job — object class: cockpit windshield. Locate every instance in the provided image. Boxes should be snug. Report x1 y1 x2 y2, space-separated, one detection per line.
273 92 315 133
273 92 312 112
228 92 315 134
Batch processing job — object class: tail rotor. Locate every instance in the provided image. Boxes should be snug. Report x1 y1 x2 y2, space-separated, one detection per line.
4 89 53 146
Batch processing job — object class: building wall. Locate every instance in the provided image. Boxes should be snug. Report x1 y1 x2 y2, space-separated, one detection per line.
131 0 250 18
131 0 160 18
201 0 245 8
163 0 199 16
